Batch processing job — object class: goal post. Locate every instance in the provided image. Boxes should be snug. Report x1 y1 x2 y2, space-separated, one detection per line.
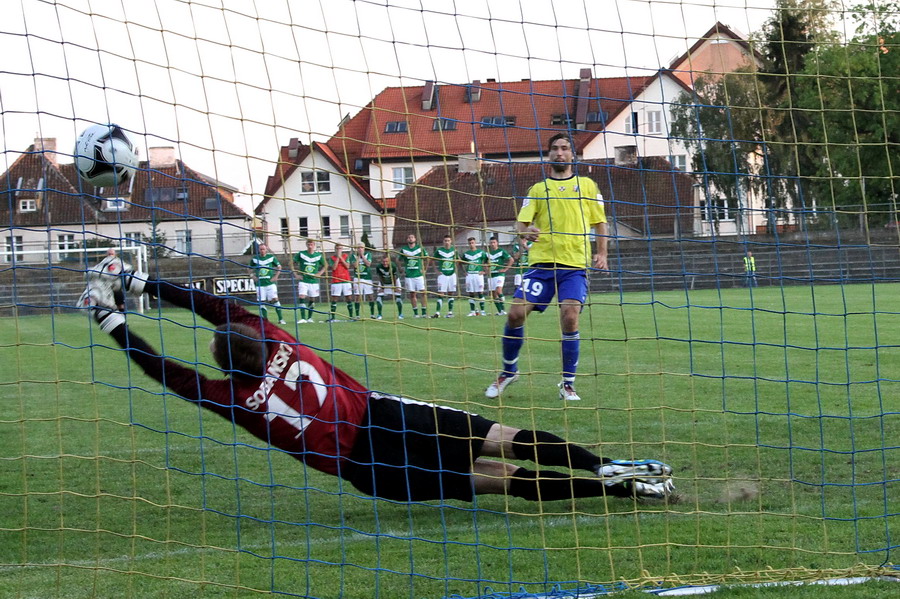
1 1 899 598
6 243 149 313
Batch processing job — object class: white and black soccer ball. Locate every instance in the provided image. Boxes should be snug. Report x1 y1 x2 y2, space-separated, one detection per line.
74 124 139 187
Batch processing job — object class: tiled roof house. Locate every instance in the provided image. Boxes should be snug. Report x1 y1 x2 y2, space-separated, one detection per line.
391 157 695 247
261 22 757 249
1 139 250 263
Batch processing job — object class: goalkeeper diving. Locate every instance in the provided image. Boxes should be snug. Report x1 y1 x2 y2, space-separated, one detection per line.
77 255 675 503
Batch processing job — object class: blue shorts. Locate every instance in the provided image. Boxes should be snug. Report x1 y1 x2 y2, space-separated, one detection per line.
513 264 588 312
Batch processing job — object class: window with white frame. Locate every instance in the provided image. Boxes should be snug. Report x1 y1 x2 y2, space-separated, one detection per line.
647 110 663 134
298 216 309 238
624 112 639 134
340 215 350 237
57 234 76 260
102 198 128 212
361 214 372 235
280 217 290 238
700 198 736 222
322 216 331 237
123 231 142 248
392 167 414 190
669 155 688 172
301 171 331 193
175 229 192 254
4 236 23 263
18 198 37 213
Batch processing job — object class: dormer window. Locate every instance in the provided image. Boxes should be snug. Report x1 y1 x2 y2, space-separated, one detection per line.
384 121 408 133
551 114 573 127
586 111 608 124
480 116 515 128
18 198 37 213
433 118 458 131
102 198 128 212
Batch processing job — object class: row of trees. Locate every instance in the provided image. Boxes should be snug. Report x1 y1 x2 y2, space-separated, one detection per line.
670 1 898 229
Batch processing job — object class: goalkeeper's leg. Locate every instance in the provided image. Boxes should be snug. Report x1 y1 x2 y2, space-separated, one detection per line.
472 460 670 501
483 426 674 498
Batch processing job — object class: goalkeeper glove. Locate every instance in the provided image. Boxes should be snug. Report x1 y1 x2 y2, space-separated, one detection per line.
86 255 147 296
77 285 125 333
120 269 147 296
86 254 127 292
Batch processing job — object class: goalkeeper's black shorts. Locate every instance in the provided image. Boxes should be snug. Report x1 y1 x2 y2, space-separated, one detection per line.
342 392 494 502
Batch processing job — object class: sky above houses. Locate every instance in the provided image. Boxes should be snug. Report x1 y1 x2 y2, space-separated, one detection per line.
0 0 779 212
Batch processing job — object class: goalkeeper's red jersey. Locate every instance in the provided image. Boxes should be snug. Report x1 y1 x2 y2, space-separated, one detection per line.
121 284 370 476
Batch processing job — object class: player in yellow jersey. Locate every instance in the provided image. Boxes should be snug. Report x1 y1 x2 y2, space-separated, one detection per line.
486 133 608 401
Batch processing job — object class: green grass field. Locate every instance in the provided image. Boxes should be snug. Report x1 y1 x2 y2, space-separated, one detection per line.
1 283 899 598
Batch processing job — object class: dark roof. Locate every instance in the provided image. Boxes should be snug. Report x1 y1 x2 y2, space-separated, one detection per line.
392 158 694 246
1 145 247 228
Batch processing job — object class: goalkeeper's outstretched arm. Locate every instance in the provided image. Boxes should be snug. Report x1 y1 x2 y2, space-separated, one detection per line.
106 322 207 404
136 277 260 328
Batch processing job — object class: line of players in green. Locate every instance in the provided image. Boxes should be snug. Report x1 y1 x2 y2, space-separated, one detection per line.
249 233 533 323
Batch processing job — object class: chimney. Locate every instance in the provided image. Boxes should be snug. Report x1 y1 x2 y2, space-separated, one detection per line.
287 138 300 159
149 146 177 168
615 145 638 166
574 68 592 130
35 137 57 166
422 80 436 110
458 153 481 174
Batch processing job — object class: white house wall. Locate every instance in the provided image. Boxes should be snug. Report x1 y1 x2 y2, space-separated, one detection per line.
262 151 384 255
368 160 438 201
2 216 251 263
583 75 690 166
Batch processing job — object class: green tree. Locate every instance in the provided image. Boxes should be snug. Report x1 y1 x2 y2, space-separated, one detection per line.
755 0 840 211
669 0 851 232
793 30 899 226
147 224 171 259
670 69 768 233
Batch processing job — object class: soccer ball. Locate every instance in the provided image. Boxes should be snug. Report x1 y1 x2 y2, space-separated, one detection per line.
74 124 139 187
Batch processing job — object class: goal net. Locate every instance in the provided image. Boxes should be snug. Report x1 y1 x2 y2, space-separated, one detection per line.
1 1 898 597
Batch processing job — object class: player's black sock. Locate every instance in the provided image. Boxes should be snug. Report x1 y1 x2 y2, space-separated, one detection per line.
511 430 609 472
507 468 629 501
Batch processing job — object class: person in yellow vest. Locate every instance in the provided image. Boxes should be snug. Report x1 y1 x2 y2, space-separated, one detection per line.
743 251 757 287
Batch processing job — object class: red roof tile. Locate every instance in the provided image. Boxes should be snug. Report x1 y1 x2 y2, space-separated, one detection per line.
1 145 247 228
326 75 657 168
391 158 694 247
